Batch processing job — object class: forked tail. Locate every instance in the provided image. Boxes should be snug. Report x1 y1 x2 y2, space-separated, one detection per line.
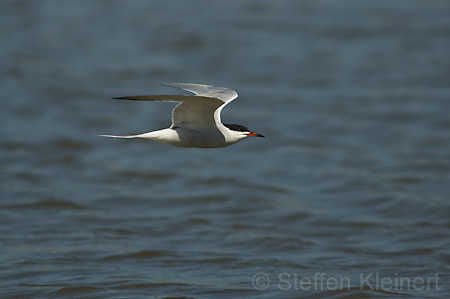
99 134 141 139
99 131 163 140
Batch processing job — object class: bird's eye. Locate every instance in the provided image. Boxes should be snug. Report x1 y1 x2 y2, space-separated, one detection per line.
224 123 249 132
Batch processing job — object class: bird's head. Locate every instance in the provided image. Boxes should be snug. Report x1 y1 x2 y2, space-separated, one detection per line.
224 124 265 140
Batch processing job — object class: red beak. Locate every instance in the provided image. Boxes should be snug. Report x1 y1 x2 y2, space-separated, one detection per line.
246 132 265 138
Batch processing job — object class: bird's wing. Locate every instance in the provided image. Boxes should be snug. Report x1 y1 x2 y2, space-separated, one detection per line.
116 83 239 129
163 83 238 123
114 95 224 130
163 83 238 102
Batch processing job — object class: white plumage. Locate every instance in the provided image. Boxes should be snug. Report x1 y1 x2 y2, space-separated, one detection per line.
100 83 264 148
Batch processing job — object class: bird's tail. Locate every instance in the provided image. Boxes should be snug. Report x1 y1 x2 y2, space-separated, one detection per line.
99 131 161 139
98 135 139 138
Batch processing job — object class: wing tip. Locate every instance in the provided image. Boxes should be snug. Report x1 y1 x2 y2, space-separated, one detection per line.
112 96 156 101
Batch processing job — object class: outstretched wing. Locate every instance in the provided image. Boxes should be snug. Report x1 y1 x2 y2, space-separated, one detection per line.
114 96 224 130
163 83 238 102
115 83 239 129
163 83 238 123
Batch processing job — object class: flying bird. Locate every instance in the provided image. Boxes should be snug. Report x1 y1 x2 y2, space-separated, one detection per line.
100 83 264 148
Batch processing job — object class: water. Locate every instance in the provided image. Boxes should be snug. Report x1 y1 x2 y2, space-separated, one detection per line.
1 0 450 298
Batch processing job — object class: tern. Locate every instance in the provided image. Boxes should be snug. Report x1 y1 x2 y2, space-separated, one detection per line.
100 83 264 148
